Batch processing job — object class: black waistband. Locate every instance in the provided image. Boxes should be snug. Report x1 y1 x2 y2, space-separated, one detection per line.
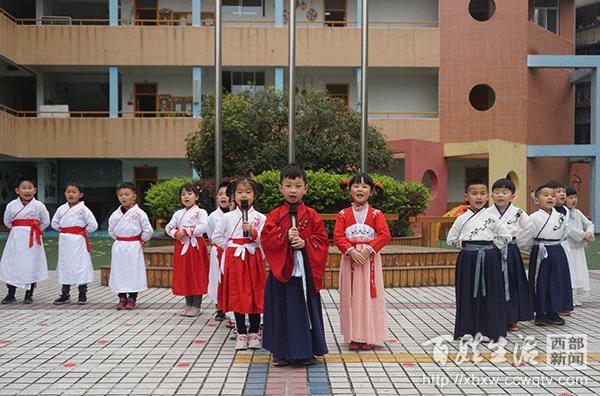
461 240 494 247
534 238 560 242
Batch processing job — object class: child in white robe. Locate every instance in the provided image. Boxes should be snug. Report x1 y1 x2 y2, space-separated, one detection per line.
108 182 154 310
565 187 594 306
0 176 50 304
51 183 98 305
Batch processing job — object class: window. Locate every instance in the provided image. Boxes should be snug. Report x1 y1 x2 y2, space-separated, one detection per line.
222 71 265 94
533 0 559 34
135 0 158 25
325 84 349 107
324 0 347 27
468 0 496 22
222 0 264 17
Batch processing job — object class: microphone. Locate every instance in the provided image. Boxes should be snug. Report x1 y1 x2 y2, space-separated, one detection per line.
289 203 298 229
241 200 249 238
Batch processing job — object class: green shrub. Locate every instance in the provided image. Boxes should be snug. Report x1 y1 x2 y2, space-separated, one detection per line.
144 177 196 219
255 170 429 236
145 171 429 237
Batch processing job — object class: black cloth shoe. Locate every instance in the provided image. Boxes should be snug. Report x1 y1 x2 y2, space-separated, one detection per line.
78 285 87 305
214 310 226 321
272 357 289 367
23 292 33 304
53 295 71 305
1 295 16 304
545 314 566 326
534 315 547 326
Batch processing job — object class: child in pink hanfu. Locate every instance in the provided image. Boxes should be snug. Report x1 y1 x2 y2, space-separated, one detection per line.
334 173 391 351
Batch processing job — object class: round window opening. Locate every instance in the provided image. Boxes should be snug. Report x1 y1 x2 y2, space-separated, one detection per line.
469 0 496 22
469 84 496 111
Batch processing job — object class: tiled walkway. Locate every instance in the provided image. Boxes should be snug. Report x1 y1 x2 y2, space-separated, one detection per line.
0 271 599 395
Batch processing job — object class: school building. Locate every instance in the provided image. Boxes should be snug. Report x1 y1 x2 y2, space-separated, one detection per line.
0 0 583 226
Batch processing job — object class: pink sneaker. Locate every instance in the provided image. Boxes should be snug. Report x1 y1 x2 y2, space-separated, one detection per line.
225 319 235 329
116 297 127 310
235 334 248 350
125 298 136 310
248 333 261 349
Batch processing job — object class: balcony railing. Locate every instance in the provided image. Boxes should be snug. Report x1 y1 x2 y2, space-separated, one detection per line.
368 111 439 119
1 8 438 28
0 104 190 118
1 105 438 120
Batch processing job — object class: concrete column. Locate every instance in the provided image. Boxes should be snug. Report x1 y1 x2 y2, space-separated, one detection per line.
109 0 119 26
109 66 119 118
35 0 44 26
275 0 284 27
192 0 202 26
275 67 284 92
36 162 48 203
193 67 202 118
36 72 44 111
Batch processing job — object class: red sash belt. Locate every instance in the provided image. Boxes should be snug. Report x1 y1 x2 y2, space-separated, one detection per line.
11 219 42 248
350 241 377 299
60 226 91 253
116 235 144 249
230 238 252 245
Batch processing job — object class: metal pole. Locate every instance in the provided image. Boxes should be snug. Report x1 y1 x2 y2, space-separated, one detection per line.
288 0 296 164
360 0 368 172
215 0 223 185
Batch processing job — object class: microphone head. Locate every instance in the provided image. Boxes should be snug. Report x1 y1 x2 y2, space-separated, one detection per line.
240 200 249 210
289 203 298 215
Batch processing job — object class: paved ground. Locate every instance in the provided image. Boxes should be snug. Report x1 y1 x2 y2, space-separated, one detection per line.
0 272 599 395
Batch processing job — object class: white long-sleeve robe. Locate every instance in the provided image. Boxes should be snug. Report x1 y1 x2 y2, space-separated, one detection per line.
0 198 50 288
165 205 209 255
108 204 153 293
566 208 595 292
447 207 511 249
487 203 535 247
51 201 98 285
206 206 226 302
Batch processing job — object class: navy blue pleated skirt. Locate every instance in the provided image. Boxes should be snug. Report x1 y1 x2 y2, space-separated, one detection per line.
262 272 328 361
528 244 573 315
505 243 534 324
454 243 507 342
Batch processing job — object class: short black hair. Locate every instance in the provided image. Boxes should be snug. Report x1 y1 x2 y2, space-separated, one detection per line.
179 183 200 198
566 186 577 197
491 178 515 194
117 182 137 194
546 180 565 189
65 182 83 193
465 178 487 192
534 183 555 197
16 176 36 188
280 163 307 184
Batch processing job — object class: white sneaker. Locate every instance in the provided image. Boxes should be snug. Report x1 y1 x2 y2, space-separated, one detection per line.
235 334 248 350
248 333 262 349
